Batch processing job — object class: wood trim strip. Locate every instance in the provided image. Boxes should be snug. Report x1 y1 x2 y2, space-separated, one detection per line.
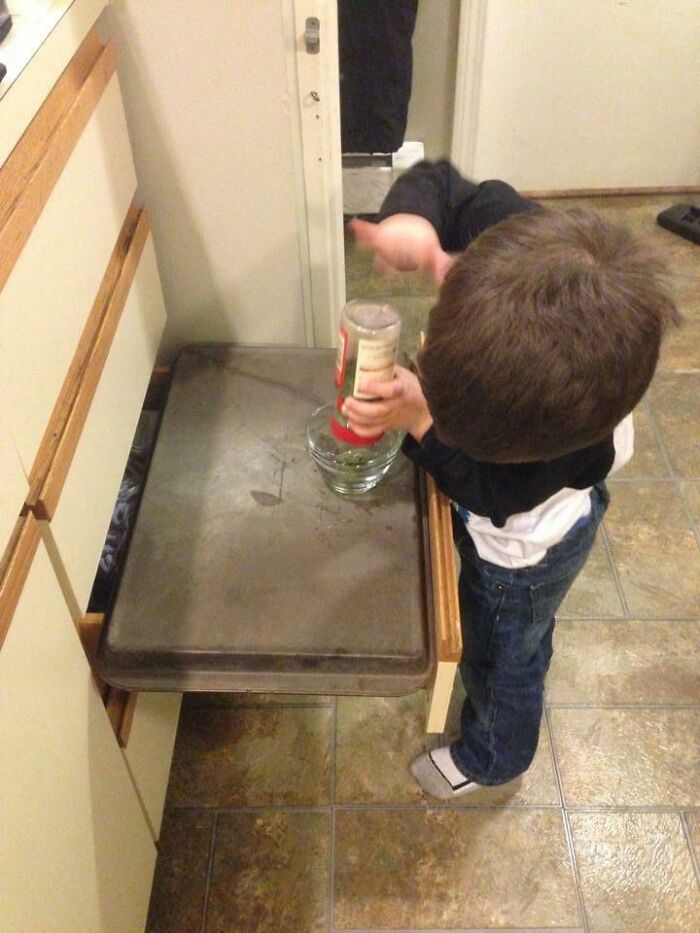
117 692 138 748
78 611 109 700
29 206 151 518
523 185 700 200
105 687 126 735
426 474 462 663
105 687 137 748
0 514 41 652
418 330 462 664
0 39 117 295
426 659 458 734
0 515 25 590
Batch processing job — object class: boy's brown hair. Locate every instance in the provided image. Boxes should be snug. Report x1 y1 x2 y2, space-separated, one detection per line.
418 207 681 462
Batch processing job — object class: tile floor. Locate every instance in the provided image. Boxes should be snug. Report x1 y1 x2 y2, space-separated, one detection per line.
147 194 700 932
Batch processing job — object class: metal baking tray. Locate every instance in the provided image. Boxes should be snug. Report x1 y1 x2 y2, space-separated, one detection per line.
97 346 434 694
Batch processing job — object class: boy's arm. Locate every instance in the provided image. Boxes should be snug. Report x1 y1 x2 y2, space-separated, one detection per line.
377 159 539 252
402 428 504 521
403 428 616 530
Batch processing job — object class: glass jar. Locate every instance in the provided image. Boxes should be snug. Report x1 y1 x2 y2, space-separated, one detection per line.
306 300 403 495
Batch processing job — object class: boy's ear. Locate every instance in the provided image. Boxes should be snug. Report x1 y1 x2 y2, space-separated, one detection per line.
431 249 455 286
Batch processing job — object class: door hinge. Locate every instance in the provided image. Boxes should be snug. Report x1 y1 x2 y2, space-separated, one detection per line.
304 16 320 54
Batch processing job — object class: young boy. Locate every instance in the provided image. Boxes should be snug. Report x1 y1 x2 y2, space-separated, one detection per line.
344 160 680 800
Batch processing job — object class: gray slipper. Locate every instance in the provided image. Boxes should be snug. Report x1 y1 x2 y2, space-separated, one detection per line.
410 748 481 800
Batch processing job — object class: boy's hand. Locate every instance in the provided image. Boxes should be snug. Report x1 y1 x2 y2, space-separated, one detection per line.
349 214 454 285
342 365 433 442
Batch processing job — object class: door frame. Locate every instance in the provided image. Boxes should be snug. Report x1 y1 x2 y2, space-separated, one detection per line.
451 0 488 177
283 0 345 349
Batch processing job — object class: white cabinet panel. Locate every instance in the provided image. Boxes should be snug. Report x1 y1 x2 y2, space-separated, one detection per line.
0 74 137 476
123 691 182 840
0 534 155 931
47 235 166 615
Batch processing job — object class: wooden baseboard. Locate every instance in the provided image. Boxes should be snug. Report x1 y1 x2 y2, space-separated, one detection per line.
523 185 700 200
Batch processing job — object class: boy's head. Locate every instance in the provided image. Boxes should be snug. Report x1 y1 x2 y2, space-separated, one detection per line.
418 207 681 462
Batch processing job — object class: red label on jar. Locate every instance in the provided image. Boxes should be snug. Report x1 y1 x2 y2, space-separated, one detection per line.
330 416 384 447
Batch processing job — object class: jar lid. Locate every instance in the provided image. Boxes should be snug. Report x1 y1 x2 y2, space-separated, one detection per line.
344 300 399 333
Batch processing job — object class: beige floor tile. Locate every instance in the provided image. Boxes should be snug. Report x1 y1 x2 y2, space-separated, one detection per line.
207 811 329 933
559 535 624 618
335 693 560 806
166 707 331 807
613 404 669 479
659 246 700 372
391 294 435 356
549 708 700 807
345 236 437 300
146 809 214 933
335 694 426 805
538 194 665 224
570 812 700 933
182 692 331 708
604 482 700 616
681 480 700 525
648 373 700 477
661 304 700 373
547 619 700 705
334 809 580 929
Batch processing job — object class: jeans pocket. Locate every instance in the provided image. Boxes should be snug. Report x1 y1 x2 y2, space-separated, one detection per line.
528 576 572 628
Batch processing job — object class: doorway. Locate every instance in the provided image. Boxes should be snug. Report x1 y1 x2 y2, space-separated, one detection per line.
338 0 461 218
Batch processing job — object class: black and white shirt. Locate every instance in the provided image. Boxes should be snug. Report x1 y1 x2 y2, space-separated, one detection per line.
378 160 633 568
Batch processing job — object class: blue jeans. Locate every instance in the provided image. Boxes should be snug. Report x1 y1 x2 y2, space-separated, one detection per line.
449 483 609 784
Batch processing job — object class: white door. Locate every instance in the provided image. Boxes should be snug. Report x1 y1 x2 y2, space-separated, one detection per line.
452 0 700 191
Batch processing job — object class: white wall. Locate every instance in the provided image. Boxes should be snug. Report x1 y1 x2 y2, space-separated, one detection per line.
406 0 460 160
456 0 700 191
101 0 308 358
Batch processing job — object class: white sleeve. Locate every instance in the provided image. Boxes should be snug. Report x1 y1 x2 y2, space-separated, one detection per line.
609 413 635 475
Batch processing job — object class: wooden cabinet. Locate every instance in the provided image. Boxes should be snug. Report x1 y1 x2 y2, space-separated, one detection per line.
0 10 180 929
